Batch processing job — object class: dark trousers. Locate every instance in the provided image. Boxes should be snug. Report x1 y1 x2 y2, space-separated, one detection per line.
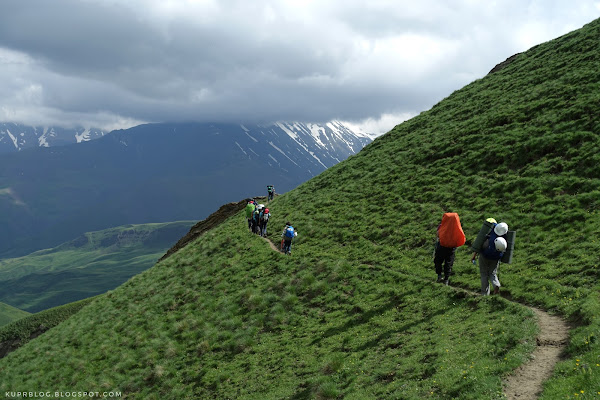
259 221 268 236
434 243 456 279
282 238 292 253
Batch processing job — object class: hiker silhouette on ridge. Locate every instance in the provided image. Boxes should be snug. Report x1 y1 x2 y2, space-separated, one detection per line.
267 185 275 202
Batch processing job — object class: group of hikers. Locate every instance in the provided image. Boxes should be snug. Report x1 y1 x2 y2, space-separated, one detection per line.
244 185 298 255
433 212 514 296
245 199 271 237
247 187 510 289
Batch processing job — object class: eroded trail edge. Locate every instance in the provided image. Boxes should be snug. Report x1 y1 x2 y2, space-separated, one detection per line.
503 308 569 399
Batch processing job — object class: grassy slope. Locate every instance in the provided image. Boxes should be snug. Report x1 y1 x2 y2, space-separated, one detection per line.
0 221 195 312
0 297 96 357
0 303 29 328
1 19 600 399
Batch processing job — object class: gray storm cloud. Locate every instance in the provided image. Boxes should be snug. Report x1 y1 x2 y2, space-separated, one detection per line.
0 0 598 134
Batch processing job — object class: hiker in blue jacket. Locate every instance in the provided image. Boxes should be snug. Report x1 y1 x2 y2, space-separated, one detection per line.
281 222 297 255
472 222 508 295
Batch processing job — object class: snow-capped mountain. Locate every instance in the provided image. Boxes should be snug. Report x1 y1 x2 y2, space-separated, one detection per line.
0 123 105 153
0 121 372 258
228 121 371 175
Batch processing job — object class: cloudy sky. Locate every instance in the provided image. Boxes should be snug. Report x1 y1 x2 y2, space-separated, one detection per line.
0 0 598 135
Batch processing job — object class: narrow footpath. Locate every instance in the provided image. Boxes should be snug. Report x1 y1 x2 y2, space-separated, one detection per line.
503 308 569 399
262 236 570 400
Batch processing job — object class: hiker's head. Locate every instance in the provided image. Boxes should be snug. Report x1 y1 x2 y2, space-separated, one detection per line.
286 221 291 226
494 237 507 252
486 217 497 224
494 222 508 236
265 208 269 214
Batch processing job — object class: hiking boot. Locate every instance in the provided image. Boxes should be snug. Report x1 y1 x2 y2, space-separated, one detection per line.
493 286 500 295
436 275 444 283
443 279 449 286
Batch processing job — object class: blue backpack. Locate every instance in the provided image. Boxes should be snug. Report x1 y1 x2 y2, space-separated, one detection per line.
482 224 505 260
284 226 294 239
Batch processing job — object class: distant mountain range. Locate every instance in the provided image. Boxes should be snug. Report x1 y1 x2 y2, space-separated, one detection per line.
0 123 106 153
0 121 372 258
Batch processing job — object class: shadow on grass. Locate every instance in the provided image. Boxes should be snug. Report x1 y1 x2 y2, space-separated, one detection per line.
356 307 447 352
309 289 438 348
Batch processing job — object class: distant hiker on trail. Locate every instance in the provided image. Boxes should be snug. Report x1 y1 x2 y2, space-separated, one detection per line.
245 199 256 231
259 207 271 237
267 185 275 201
252 204 264 234
471 220 510 295
280 222 297 255
434 212 466 285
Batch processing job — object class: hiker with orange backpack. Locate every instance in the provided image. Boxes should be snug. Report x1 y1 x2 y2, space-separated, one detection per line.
434 212 466 285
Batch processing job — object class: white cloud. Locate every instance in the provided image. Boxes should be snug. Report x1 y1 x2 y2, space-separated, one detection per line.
343 112 415 138
0 0 597 130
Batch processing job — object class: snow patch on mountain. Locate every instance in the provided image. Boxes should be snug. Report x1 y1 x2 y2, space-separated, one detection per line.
268 141 299 166
0 123 106 153
75 128 91 143
5 129 18 149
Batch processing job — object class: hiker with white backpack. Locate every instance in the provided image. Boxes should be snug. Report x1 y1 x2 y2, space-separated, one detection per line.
259 207 271 237
471 220 510 295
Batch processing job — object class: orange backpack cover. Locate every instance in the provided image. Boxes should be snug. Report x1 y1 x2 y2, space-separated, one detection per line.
438 213 466 248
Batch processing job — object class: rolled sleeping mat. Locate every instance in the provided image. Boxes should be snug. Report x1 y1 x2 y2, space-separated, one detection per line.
471 220 494 253
500 230 516 264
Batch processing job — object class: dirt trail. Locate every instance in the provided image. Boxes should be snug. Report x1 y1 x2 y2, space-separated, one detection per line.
162 198 570 399
503 308 569 399
263 236 281 252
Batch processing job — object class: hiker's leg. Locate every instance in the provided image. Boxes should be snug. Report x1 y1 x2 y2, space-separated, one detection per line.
489 262 501 291
433 244 444 277
479 258 491 295
444 247 456 280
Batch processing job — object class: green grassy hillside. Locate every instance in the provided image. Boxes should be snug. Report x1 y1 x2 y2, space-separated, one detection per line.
1 18 600 399
0 221 194 312
0 297 95 358
0 303 29 328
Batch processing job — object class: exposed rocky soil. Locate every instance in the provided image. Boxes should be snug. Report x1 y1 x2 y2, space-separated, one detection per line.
159 196 269 261
0 325 48 359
